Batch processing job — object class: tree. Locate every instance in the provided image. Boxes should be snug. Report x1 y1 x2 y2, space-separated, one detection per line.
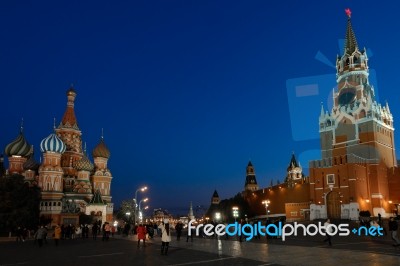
0 174 41 233
115 200 135 223
205 193 254 223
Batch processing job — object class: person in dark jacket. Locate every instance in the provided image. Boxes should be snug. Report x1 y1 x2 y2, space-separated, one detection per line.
389 217 400 246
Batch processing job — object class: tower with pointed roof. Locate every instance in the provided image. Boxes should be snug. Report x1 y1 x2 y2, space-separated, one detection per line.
285 153 304 188
309 10 399 220
188 201 195 220
244 161 259 191
91 134 112 199
211 190 220 205
55 86 84 193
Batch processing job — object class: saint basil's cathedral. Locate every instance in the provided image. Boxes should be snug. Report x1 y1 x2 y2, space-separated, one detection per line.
2 87 113 226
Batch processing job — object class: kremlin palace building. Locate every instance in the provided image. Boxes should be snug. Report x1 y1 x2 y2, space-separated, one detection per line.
241 12 400 222
2 87 113 226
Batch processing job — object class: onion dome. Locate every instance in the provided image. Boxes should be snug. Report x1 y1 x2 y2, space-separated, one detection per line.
5 133 32 157
40 133 66 153
23 154 40 171
92 138 110 159
73 154 94 172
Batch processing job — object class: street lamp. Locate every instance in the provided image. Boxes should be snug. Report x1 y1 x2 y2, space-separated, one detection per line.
139 198 149 210
133 186 148 225
232 206 239 222
262 200 270 220
138 198 149 223
126 212 131 224
215 212 221 222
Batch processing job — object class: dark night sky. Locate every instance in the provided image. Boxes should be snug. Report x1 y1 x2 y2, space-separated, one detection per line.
1 0 400 215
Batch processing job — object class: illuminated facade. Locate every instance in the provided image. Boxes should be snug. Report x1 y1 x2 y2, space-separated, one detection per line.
3 86 114 226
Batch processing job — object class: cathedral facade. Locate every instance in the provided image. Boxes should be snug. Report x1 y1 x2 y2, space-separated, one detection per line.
3 86 114 226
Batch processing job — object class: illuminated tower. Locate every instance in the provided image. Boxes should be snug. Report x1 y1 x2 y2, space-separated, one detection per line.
211 190 220 205
244 161 259 191
4 127 32 175
91 134 112 202
91 133 113 221
72 144 94 200
285 153 304 188
55 86 83 193
23 150 40 186
38 130 66 225
309 9 397 219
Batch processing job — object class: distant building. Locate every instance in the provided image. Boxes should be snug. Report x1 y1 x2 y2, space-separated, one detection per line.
211 189 220 205
188 201 195 220
243 155 310 222
3 86 114 226
244 161 259 192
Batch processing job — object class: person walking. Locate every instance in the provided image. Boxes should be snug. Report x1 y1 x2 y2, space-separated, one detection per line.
34 226 46 247
54 225 62 246
389 217 400 246
137 224 147 247
175 222 183 241
159 219 171 255
323 219 333 246
16 227 24 242
92 222 99 240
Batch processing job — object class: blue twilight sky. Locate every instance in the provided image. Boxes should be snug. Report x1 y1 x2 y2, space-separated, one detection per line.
1 0 400 215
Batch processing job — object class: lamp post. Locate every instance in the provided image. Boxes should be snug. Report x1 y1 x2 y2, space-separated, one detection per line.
133 186 148 225
138 198 149 223
232 206 239 222
262 200 270 220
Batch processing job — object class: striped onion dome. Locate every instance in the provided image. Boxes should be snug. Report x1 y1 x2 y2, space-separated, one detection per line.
5 133 32 157
40 133 66 153
73 154 94 172
23 154 40 171
92 138 110 159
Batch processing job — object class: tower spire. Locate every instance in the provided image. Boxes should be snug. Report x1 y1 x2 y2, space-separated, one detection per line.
20 117 24 133
344 8 358 55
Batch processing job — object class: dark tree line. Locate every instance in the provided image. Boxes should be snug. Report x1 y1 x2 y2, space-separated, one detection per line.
206 193 255 222
0 174 41 233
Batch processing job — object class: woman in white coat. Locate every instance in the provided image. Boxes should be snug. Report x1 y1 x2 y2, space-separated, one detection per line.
159 219 171 255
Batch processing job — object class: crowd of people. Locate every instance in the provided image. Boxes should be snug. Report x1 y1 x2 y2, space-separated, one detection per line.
12 215 400 256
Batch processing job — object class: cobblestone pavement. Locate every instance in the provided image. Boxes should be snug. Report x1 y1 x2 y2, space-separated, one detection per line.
1 232 400 266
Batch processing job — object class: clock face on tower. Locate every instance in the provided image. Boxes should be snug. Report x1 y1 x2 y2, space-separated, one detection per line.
338 87 356 106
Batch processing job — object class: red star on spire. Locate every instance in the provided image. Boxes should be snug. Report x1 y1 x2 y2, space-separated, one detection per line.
345 8 351 18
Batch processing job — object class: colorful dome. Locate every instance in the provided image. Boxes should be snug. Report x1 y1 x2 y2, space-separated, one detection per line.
5 133 32 157
92 138 110 159
73 154 94 172
40 133 66 153
23 154 40 171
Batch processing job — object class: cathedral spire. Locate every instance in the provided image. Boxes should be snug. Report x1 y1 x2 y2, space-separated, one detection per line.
59 85 79 130
344 8 359 55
